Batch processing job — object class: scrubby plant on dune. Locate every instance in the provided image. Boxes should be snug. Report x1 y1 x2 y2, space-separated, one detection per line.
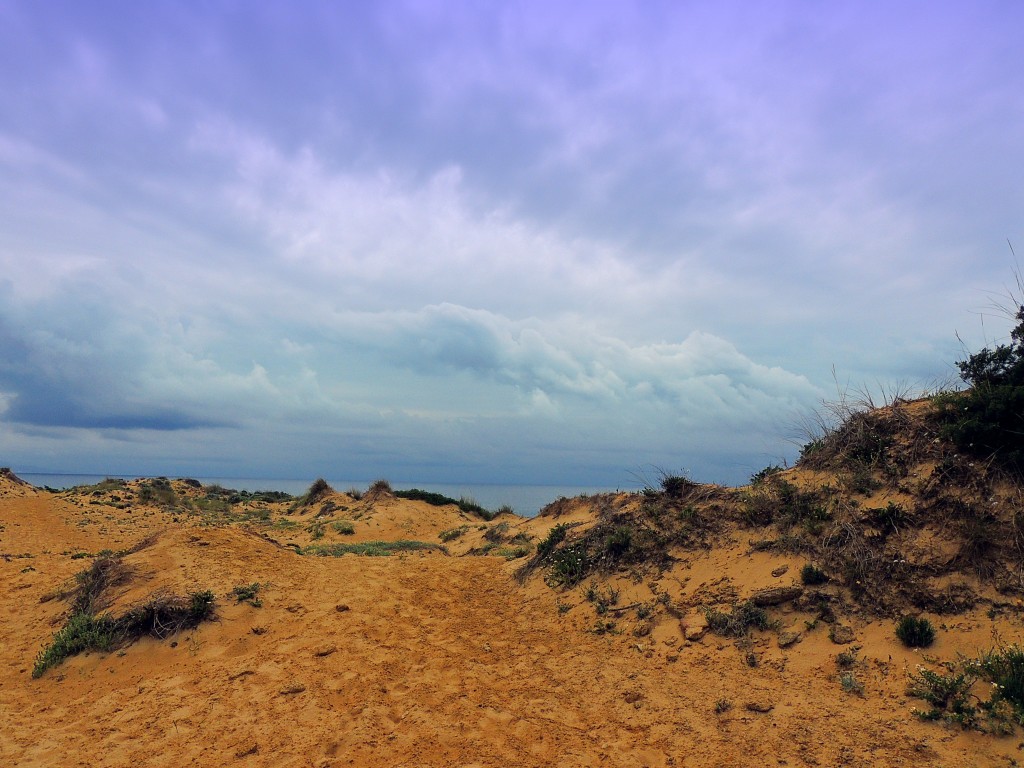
291 478 334 510
393 487 496 520
937 303 1024 478
32 550 217 678
895 615 936 648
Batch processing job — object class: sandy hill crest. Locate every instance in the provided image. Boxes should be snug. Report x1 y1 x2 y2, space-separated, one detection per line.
3 397 1024 765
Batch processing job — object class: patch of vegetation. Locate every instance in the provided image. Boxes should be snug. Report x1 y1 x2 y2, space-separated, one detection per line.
660 472 696 499
439 526 469 543
937 302 1024 478
867 502 905 536
800 563 829 586
714 698 732 714
496 546 530 560
118 591 215 640
908 644 1024 733
742 477 832 532
331 520 355 535
33 553 216 678
840 670 865 696
302 540 445 557
367 478 393 496
897 614 937 651
603 525 633 558
137 477 179 509
973 644 1024 717
483 521 510 543
232 583 262 607
835 645 860 670
395 488 461 506
33 612 117 678
292 478 334 509
391 488 495 519
306 521 325 540
585 582 620 614
704 601 772 637
536 524 570 558
750 465 783 485
77 478 128 494
907 663 978 727
548 545 588 586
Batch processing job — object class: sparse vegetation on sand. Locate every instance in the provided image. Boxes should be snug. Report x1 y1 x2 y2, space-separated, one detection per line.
302 540 446 557
703 601 772 637
33 550 216 678
291 478 335 510
393 487 495 519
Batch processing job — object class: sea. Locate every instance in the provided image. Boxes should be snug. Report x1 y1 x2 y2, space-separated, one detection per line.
18 473 634 518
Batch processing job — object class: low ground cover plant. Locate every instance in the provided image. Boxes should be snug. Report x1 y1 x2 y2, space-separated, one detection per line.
895 615 936 648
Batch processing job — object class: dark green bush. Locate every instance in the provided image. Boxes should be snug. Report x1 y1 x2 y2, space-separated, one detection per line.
750 465 783 485
800 563 828 585
604 526 633 557
548 546 588 586
939 305 1024 477
895 615 936 648
537 524 569 558
660 473 695 499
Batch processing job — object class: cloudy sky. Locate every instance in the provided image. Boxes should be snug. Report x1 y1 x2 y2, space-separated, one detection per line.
1 1 1023 486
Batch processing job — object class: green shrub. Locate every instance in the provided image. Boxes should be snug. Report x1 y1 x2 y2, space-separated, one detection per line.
660 472 695 499
603 526 633 557
537 524 569 558
895 615 936 648
869 502 905 535
394 488 457 506
232 583 262 607
938 304 1024 477
497 546 530 560
974 645 1024 713
439 526 468 543
32 612 117 678
907 664 977 725
331 520 355 535
484 521 510 543
549 546 588 586
840 671 864 696
291 478 334 509
750 465 783 485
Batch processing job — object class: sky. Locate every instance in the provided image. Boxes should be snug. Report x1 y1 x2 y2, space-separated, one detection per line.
1 1 1023 487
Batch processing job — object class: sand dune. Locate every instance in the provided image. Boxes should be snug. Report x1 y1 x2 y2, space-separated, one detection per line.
4 401 1024 766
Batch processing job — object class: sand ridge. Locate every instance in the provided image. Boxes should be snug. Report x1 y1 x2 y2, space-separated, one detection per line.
2 455 1024 766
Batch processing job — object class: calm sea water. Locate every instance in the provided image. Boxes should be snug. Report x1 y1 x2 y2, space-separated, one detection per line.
19 473 631 518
